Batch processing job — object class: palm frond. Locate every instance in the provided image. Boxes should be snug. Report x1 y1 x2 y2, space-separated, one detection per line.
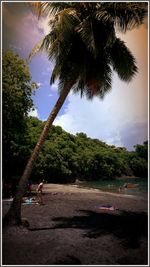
29 2 43 18
41 33 53 52
46 3 72 16
105 2 148 32
77 18 97 57
72 50 112 100
55 7 79 36
28 40 43 62
85 59 112 100
50 63 60 85
96 9 113 24
110 38 138 81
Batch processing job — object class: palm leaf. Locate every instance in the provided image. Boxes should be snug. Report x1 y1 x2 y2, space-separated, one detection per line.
105 2 148 32
29 2 43 18
27 40 43 62
77 18 97 57
110 38 138 81
50 62 60 85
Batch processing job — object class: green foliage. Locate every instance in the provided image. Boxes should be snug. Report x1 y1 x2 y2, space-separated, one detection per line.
3 106 148 184
127 142 148 177
129 157 148 177
18 117 147 183
134 142 148 160
2 50 37 182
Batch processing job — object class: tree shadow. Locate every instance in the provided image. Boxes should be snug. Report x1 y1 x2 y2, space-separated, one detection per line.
49 255 81 265
51 210 148 249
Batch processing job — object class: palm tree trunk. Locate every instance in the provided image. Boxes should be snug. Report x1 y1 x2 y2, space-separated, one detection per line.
3 82 73 227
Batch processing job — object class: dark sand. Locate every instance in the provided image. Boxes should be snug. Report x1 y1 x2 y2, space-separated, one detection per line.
2 184 148 265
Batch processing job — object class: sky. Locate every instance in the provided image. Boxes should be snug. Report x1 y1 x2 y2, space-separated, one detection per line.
2 2 148 151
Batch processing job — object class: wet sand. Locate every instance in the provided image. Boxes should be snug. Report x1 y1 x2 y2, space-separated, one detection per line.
2 184 148 265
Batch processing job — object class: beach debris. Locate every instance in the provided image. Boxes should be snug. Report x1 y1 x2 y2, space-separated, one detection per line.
22 197 39 205
95 204 116 211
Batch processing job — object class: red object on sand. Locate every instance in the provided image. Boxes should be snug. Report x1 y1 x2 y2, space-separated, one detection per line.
96 205 115 211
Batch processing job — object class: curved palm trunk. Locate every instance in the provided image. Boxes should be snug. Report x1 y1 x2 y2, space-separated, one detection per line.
3 82 72 227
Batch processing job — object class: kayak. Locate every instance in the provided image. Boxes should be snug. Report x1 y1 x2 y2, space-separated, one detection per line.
96 204 115 211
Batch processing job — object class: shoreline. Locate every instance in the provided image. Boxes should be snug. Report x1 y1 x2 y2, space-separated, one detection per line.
31 183 147 201
115 175 140 180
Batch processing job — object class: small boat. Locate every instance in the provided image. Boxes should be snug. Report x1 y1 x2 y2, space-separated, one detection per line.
123 183 139 189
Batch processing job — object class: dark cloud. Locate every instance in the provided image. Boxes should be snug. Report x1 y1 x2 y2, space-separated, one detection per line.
2 2 42 56
2 3 28 48
120 121 148 151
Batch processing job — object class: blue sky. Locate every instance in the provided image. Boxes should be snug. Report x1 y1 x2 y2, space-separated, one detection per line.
2 2 148 151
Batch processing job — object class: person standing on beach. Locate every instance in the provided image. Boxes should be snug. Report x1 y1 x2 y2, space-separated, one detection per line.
37 180 44 205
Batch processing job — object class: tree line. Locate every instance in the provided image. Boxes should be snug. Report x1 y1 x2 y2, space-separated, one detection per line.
22 118 148 183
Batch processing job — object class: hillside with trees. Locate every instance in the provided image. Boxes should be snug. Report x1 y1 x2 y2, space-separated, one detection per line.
3 115 148 187
26 118 148 183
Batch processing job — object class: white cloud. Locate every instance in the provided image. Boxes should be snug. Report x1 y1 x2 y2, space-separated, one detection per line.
54 90 122 144
48 93 53 97
120 121 148 150
54 70 147 150
37 82 43 87
50 81 58 91
38 16 50 35
28 107 39 118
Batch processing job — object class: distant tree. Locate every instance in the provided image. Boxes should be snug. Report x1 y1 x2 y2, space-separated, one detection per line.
134 141 148 160
129 157 148 177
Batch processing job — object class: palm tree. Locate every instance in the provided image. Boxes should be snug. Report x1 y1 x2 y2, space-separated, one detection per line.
3 2 147 226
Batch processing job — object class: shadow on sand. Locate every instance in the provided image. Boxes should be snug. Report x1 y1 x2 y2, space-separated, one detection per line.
29 209 148 250
52 210 147 249
49 255 82 265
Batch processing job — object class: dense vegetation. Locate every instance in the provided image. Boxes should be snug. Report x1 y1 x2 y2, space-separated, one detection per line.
3 51 148 195
2 51 37 192
3 114 148 186
24 118 148 183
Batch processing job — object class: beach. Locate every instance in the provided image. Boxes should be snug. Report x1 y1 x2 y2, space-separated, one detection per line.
2 184 148 265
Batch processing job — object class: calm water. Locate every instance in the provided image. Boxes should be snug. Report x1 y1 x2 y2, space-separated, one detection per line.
82 178 148 197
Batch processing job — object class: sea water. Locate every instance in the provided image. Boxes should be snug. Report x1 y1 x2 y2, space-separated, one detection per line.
82 178 148 197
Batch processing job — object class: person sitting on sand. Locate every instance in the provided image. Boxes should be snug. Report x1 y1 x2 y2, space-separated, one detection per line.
37 180 44 205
